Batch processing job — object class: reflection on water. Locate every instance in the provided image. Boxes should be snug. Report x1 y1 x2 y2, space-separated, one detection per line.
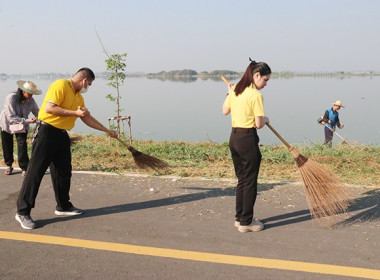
1 76 379 145
147 76 198 83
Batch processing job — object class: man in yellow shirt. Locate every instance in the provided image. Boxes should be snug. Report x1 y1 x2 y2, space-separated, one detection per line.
16 68 117 230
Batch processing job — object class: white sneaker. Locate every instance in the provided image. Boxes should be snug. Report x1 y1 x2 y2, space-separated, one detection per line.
238 219 264 232
235 217 261 228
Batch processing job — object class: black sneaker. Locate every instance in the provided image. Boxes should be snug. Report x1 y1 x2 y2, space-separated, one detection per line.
54 206 84 216
15 214 36 230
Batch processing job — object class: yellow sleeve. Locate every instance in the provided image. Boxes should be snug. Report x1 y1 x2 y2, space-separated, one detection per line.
46 80 65 106
252 93 265 117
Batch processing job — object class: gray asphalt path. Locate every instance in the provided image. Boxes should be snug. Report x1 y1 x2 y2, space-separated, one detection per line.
0 167 379 280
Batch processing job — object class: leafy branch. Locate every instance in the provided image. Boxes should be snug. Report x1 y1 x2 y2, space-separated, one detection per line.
96 31 127 135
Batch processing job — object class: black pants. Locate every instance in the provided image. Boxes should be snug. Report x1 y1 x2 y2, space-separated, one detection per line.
1 130 29 170
17 122 73 215
229 128 262 226
324 126 334 146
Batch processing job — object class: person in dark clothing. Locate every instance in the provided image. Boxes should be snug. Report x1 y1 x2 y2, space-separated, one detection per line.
321 100 344 146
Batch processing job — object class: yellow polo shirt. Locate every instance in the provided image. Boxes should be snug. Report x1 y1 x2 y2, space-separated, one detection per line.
225 84 264 128
38 79 85 130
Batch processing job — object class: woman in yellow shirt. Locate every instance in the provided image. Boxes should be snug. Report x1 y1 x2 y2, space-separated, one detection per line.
223 59 271 233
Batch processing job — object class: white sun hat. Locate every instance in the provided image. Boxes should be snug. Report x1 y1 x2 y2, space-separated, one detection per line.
16 80 42 95
332 100 345 108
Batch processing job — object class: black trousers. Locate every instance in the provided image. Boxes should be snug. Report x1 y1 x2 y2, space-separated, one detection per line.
229 128 262 226
324 126 334 146
17 122 73 215
1 130 29 170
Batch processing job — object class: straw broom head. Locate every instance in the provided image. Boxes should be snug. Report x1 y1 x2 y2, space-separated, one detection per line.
266 122 350 221
127 145 170 170
289 147 350 220
83 110 169 171
69 136 82 146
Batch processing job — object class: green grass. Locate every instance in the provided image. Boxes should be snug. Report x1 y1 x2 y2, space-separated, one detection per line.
1 133 379 186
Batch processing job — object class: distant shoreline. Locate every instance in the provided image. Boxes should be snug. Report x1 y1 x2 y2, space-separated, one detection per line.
2 70 380 81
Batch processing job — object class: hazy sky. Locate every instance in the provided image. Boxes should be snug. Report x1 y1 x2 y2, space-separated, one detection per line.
1 0 379 74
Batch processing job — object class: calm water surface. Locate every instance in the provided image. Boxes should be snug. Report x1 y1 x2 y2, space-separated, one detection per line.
1 76 379 145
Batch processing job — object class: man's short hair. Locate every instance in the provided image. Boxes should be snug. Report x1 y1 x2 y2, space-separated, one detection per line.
76 67 95 81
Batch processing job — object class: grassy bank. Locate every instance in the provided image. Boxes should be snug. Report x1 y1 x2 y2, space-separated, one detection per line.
1 134 379 186
70 134 379 186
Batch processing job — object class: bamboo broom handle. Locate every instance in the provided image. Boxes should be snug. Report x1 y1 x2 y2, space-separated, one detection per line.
90 115 130 148
265 123 291 149
220 76 291 149
79 107 131 149
221 76 230 85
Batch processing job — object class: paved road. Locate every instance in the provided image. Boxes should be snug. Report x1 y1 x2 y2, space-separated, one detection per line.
0 167 379 279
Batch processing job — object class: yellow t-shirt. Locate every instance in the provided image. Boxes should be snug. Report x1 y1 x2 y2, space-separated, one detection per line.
38 79 85 130
225 84 264 128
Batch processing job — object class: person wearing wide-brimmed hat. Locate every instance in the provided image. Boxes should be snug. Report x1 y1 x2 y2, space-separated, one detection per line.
0 81 41 175
320 100 345 146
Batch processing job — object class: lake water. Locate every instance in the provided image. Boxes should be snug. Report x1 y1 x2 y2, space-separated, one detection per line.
1 76 379 145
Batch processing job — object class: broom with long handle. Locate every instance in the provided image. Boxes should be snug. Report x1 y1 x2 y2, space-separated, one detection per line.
80 107 169 170
221 76 350 220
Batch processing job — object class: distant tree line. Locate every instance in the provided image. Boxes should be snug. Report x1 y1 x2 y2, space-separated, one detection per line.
147 69 197 78
146 69 240 78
